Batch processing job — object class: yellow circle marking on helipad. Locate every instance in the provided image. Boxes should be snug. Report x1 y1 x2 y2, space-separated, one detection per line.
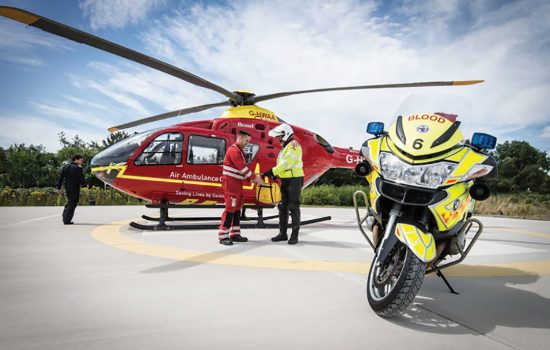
91 219 550 276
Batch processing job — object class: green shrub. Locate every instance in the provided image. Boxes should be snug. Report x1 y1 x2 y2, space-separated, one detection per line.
0 186 142 206
301 185 370 206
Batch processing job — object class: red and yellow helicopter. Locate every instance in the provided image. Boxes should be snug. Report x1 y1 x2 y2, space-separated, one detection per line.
0 6 482 230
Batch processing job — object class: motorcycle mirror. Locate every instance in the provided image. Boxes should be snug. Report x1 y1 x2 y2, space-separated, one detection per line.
355 162 372 177
470 181 491 201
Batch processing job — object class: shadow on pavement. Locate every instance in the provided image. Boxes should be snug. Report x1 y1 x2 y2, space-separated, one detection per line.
139 241 269 273
389 266 550 337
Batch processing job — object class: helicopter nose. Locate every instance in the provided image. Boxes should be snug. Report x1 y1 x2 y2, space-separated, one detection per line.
90 129 155 186
90 142 133 187
90 153 125 187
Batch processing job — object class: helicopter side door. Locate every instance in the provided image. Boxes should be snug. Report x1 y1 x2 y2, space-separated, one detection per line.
182 134 228 205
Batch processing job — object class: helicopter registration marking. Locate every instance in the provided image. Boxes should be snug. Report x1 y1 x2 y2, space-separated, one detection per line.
345 155 364 164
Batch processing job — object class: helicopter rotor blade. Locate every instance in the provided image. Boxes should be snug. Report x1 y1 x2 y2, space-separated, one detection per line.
108 100 231 132
0 6 242 104
249 80 484 104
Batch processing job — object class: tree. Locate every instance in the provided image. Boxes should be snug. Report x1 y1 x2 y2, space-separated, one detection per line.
0 147 7 187
101 131 130 148
490 141 550 194
494 141 550 173
2 144 60 188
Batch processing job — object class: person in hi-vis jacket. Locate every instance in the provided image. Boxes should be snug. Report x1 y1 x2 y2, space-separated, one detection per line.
219 130 265 246
263 123 304 245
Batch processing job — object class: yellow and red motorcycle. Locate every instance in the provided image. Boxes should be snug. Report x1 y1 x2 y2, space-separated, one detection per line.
353 94 497 317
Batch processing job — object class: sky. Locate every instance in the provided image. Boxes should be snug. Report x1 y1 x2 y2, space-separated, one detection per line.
0 0 549 153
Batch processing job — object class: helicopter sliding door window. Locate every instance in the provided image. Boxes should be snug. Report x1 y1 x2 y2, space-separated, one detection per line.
243 143 260 164
135 132 184 165
313 133 335 153
187 135 226 164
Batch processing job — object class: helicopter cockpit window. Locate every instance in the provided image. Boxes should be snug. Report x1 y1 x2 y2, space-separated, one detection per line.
243 143 260 164
313 133 334 153
135 132 184 166
187 135 226 164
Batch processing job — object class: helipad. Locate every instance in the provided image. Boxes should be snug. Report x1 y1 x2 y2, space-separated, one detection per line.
1 206 549 349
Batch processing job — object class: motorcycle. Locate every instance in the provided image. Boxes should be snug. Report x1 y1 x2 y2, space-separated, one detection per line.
353 94 497 317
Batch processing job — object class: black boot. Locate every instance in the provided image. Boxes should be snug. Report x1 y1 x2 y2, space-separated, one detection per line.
271 233 288 242
219 238 233 246
288 232 299 245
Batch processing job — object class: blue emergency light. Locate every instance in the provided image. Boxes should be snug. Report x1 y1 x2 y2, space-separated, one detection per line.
471 132 497 150
367 122 384 135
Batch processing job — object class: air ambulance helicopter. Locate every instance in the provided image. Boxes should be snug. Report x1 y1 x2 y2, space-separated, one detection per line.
0 6 483 230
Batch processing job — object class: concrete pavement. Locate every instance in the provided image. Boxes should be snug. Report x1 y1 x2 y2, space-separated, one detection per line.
0 206 549 349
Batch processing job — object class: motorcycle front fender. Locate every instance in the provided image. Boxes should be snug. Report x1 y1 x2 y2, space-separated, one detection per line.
394 223 436 263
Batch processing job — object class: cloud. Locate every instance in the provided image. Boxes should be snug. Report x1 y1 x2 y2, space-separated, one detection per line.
542 126 550 139
79 0 168 30
0 114 106 152
126 0 549 148
31 101 109 129
3 0 549 153
0 20 72 66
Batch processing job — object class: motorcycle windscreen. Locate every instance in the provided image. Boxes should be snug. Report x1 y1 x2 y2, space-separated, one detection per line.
387 94 473 157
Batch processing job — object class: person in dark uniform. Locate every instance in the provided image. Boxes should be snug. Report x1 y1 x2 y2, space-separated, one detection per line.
56 155 86 225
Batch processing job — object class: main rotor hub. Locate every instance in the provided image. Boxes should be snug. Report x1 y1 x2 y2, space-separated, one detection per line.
232 90 256 106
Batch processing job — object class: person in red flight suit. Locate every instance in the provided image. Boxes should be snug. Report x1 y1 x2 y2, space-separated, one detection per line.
219 130 265 245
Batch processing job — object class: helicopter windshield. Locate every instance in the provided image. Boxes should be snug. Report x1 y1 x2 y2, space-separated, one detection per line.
391 93 473 139
91 128 160 167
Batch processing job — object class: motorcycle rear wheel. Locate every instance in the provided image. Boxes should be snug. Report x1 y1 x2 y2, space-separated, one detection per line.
367 243 426 317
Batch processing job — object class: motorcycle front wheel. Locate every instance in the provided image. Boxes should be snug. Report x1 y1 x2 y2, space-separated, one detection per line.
367 242 426 317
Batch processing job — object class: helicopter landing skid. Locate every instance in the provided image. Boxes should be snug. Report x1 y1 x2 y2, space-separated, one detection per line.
140 214 280 222
129 206 331 231
129 217 331 231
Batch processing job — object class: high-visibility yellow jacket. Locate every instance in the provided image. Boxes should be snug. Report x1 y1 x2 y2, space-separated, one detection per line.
272 140 304 178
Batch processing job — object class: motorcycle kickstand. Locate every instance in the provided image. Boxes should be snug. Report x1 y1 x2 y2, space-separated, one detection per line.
436 269 460 295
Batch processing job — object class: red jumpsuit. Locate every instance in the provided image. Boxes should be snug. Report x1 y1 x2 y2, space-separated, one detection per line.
219 143 254 240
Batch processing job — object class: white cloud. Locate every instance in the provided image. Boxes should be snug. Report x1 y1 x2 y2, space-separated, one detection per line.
31 102 109 129
0 20 72 66
79 0 168 30
124 0 549 148
542 126 550 139
62 95 111 113
3 0 549 153
0 114 106 152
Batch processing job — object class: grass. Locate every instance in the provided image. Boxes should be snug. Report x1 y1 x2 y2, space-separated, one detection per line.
475 193 550 220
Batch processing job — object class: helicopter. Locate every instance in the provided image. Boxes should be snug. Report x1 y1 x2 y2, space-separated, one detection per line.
0 6 483 230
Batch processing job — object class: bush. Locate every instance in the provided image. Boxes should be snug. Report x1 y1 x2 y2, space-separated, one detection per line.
301 185 370 206
0 186 142 206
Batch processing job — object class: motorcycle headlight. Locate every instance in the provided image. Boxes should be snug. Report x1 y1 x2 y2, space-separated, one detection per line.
379 152 456 189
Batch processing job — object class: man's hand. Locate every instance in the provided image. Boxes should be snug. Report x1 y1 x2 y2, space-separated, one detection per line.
252 175 266 186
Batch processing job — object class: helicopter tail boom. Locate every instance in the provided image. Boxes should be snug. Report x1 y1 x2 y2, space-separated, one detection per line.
331 147 364 169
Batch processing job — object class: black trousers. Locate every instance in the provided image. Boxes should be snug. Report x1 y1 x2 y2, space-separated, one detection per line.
279 177 304 236
63 190 80 224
